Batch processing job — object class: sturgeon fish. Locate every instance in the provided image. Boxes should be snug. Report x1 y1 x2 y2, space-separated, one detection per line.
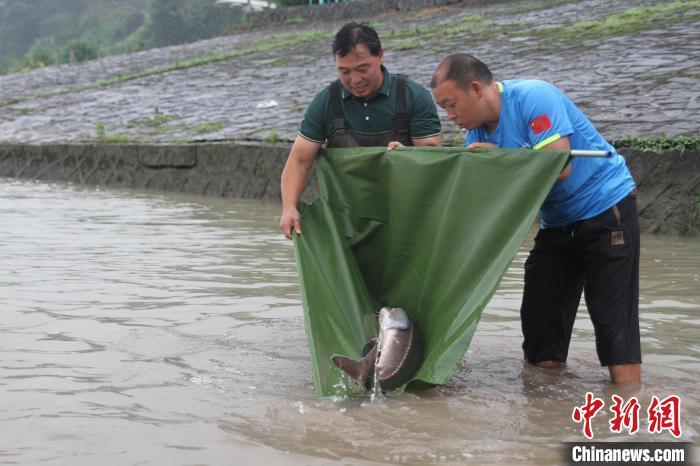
331 307 424 392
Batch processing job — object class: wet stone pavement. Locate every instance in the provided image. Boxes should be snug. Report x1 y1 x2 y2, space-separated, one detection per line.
0 0 698 144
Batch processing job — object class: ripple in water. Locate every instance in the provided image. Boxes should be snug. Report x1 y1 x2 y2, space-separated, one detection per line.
1 178 698 465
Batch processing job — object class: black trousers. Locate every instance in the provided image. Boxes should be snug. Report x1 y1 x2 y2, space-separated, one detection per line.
521 192 641 367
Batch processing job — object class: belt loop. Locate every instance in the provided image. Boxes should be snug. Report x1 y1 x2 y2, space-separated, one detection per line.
612 205 622 227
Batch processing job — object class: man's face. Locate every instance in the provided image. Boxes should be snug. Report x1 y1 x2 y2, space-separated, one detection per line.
335 44 385 100
432 79 483 130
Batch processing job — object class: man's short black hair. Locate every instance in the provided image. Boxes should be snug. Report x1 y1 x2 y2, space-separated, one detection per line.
332 22 382 57
430 53 493 90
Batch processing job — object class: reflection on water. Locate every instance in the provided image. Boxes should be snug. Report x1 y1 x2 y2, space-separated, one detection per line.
1 178 698 465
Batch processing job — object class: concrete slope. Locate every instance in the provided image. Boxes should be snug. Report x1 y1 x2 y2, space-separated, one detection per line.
0 0 698 144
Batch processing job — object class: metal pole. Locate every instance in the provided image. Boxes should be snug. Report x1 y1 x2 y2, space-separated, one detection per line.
570 150 611 158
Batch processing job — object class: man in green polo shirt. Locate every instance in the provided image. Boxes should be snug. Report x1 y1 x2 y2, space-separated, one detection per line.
279 22 442 239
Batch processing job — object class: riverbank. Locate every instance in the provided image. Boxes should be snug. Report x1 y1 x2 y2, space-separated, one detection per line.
1 0 697 234
1 142 697 236
0 0 698 144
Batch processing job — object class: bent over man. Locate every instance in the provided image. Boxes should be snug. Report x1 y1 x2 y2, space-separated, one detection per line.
431 53 641 384
279 22 442 239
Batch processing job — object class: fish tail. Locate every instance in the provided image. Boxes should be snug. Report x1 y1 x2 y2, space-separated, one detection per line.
331 340 378 391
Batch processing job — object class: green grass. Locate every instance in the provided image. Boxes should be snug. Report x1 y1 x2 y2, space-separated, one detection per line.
98 133 131 143
123 108 180 135
164 136 189 144
2 97 26 106
394 38 421 51
612 135 700 152
195 121 224 134
95 120 130 143
683 195 700 235
263 129 280 143
271 56 289 66
242 127 265 138
536 1 700 41
142 108 178 127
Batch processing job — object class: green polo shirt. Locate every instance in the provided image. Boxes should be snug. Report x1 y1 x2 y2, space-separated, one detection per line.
299 66 442 143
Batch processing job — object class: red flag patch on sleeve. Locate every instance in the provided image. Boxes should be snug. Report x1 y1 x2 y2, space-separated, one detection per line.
530 114 552 135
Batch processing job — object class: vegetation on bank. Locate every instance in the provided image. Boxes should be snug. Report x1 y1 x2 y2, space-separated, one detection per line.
378 14 497 52
439 133 700 151
0 0 246 74
684 196 699 235
5 0 697 106
612 136 700 152
535 1 700 42
0 28 330 107
95 121 130 143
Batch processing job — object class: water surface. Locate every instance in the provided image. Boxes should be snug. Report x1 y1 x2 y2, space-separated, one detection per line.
1 179 697 465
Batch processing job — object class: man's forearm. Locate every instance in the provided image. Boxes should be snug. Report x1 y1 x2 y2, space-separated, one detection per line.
412 134 443 147
281 136 321 210
281 159 312 210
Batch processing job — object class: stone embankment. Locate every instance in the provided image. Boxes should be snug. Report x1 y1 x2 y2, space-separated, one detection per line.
0 0 698 234
1 143 698 236
0 0 697 143
0 142 294 201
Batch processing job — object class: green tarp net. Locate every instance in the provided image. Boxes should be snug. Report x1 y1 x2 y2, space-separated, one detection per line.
293 147 569 397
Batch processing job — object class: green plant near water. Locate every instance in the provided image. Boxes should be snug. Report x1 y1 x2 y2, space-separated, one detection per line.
263 129 280 143
96 121 130 143
96 121 106 139
124 107 180 136
682 195 700 235
142 107 178 128
612 135 700 152
195 121 224 134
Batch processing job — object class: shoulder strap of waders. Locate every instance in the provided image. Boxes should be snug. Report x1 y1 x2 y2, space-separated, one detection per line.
329 79 346 134
393 74 409 137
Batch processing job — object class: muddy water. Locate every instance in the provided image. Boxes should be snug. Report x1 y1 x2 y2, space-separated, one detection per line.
1 179 698 465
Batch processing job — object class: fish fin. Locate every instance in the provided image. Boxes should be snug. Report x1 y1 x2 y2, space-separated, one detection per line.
362 338 379 357
331 342 378 391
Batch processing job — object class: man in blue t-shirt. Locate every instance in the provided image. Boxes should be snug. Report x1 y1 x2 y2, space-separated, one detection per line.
430 53 641 384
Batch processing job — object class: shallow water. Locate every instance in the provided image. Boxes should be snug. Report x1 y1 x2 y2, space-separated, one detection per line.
1 178 698 465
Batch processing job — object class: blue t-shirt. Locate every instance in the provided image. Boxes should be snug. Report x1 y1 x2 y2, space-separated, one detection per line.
465 79 635 228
